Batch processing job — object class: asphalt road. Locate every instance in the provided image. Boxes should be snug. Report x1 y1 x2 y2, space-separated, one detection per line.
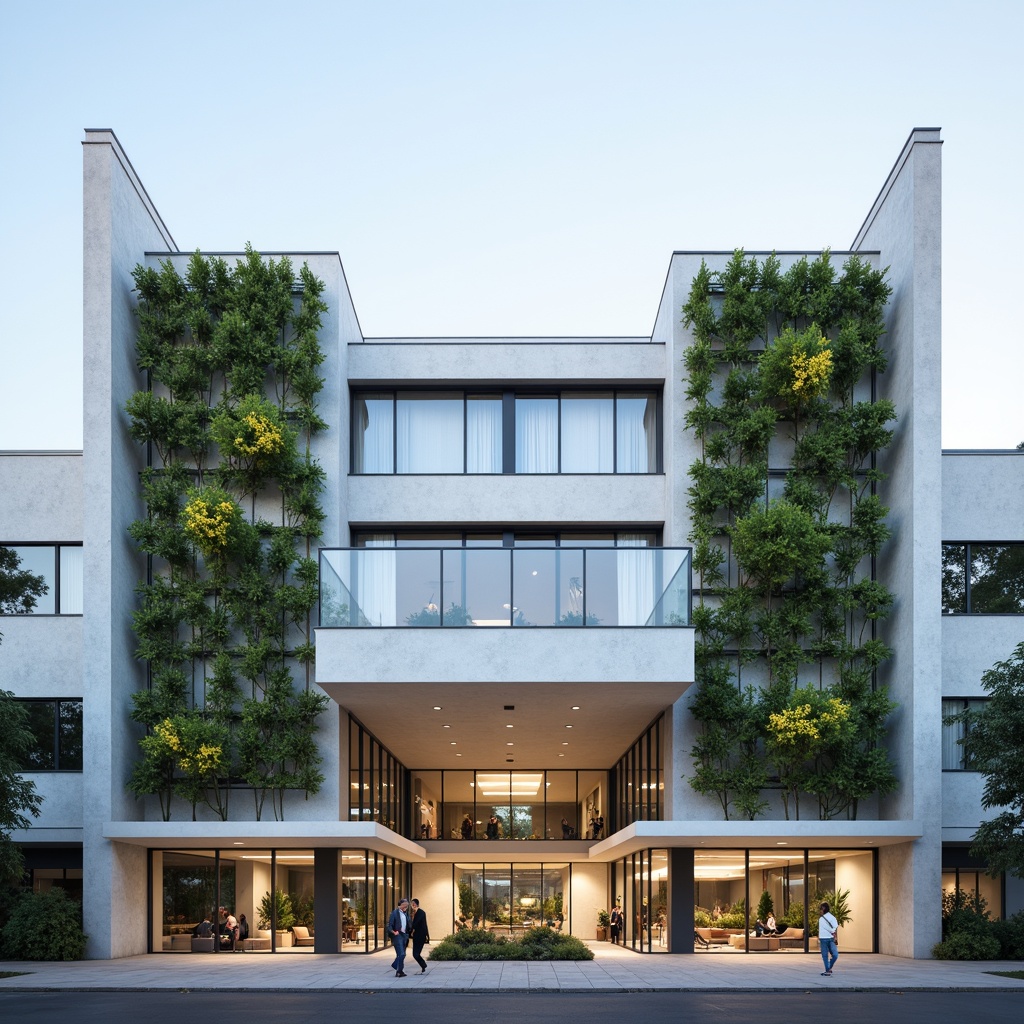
2 990 1023 1024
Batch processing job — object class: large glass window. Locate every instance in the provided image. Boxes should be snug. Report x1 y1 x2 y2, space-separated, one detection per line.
614 715 662 827
396 392 464 473
351 389 660 474
693 848 875 953
0 544 82 615
454 863 569 935
349 718 407 833
942 542 1024 613
17 699 82 771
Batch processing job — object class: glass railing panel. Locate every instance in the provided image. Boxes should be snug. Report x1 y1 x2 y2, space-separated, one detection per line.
512 548 584 627
583 548 690 626
442 548 511 626
319 548 690 627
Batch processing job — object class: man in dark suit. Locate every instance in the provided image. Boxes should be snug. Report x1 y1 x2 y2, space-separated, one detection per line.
409 898 430 973
388 898 411 977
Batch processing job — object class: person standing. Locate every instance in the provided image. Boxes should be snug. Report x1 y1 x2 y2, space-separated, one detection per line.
609 904 622 944
388 897 411 977
224 908 238 951
817 900 839 976
486 815 500 839
409 898 430 973
461 814 474 839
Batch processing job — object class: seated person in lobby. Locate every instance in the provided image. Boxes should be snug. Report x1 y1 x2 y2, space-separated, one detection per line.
193 914 213 938
764 913 777 935
754 917 766 936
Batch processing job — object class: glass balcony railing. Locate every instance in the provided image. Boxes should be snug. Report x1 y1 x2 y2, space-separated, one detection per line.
319 547 691 628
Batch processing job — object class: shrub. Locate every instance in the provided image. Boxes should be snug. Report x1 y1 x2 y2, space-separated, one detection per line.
0 888 87 960
780 901 804 928
932 930 1001 961
429 926 593 961
990 912 1024 960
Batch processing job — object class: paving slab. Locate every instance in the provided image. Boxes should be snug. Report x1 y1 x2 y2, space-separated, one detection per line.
1 944 1023 992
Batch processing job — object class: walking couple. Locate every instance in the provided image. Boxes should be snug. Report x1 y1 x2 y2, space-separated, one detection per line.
388 897 430 977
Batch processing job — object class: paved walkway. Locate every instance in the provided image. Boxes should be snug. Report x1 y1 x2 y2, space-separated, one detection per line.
1 944 1023 992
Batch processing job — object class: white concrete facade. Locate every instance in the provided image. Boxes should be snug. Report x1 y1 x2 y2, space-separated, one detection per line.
2 126 1021 961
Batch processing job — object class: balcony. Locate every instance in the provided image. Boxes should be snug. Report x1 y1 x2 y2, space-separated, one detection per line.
319 546 690 629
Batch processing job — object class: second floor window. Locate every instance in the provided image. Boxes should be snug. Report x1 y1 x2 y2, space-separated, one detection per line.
941 698 987 769
17 698 83 771
352 389 660 475
0 544 83 615
942 543 1024 613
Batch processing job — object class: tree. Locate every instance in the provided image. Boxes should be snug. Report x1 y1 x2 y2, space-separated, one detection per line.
0 689 42 884
0 548 46 883
955 643 1024 878
0 546 48 644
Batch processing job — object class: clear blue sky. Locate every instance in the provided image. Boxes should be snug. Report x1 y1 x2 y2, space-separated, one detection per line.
1 0 1021 449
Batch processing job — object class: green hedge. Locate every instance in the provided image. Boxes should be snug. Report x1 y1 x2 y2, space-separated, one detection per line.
428 926 593 961
1 888 87 961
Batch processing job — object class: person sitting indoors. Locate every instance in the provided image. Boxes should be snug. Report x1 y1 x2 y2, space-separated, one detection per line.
754 917 767 937
764 913 777 935
193 914 213 938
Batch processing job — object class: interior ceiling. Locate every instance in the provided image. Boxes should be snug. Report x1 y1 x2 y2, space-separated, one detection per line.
321 680 686 769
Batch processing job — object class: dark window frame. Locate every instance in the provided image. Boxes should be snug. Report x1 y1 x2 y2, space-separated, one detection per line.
0 543 83 616
350 387 663 476
15 697 83 772
942 541 1024 614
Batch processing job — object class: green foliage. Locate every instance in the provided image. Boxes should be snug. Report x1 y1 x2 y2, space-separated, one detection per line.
932 930 1001 961
257 888 295 931
814 887 853 927
428 926 594 961
0 888 87 960
990 911 1024 960
950 643 1024 878
780 901 804 928
0 546 48 628
126 248 329 821
756 890 774 922
683 251 898 820
597 909 610 926
0 690 42 884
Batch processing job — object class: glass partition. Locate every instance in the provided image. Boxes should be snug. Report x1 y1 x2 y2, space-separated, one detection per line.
455 863 569 935
321 547 691 628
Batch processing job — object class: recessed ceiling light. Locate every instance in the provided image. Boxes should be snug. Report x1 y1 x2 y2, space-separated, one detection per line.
450 742 457 746
456 752 462 757
571 706 580 711
506 724 513 728
506 742 514 746
776 842 787 846
565 724 573 729
433 706 442 711
562 741 569 746
233 842 244 846
558 753 565 757
443 724 451 728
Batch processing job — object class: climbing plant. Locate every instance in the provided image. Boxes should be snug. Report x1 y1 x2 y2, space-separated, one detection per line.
683 250 898 821
125 246 329 821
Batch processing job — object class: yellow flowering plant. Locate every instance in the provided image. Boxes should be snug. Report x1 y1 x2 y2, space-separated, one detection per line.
765 688 853 820
757 323 833 408
211 394 295 494
181 487 243 559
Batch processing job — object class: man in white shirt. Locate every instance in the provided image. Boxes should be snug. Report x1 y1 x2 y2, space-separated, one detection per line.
817 900 839 976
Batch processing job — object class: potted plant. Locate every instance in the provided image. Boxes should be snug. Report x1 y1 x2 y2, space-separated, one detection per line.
258 888 296 947
596 908 610 941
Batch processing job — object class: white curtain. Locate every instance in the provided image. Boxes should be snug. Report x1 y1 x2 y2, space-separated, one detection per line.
467 397 502 473
397 397 463 473
516 398 558 473
561 394 613 472
616 534 655 626
59 546 84 614
355 535 397 627
616 394 657 473
353 396 393 473
941 699 964 769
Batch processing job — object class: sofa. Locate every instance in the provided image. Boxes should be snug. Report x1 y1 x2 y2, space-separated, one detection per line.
291 925 315 947
695 927 740 946
727 933 779 951
778 927 806 948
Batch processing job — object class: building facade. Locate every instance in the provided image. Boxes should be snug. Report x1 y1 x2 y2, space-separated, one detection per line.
2 127 1022 961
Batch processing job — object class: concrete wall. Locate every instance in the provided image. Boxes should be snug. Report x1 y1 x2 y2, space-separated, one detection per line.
82 130 179 958
854 128 944 957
